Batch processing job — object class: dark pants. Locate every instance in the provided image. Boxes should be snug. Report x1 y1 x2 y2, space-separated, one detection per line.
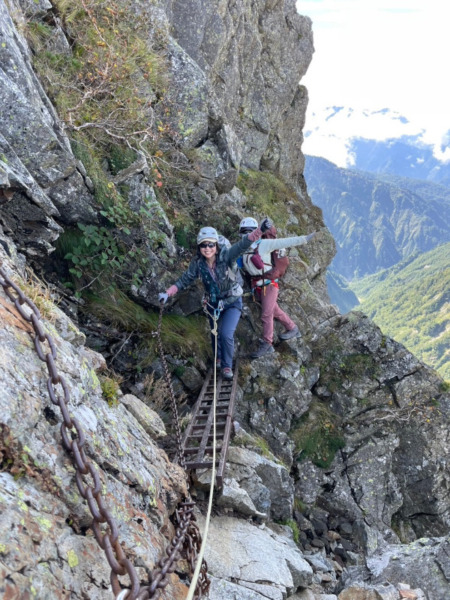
208 297 242 369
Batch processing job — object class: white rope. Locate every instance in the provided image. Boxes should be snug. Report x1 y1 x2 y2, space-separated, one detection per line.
185 311 220 600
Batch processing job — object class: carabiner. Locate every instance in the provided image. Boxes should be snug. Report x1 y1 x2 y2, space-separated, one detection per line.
214 300 224 320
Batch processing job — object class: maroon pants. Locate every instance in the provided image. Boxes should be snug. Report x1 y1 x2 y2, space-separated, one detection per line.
254 283 295 344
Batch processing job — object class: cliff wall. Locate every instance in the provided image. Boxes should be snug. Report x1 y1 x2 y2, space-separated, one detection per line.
1 1 449 599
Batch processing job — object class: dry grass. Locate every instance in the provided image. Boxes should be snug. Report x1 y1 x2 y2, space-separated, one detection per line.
13 268 60 322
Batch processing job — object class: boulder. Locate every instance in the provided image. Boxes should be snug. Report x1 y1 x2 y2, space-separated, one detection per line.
226 445 294 521
202 515 313 597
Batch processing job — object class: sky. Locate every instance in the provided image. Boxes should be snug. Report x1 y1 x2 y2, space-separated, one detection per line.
297 0 450 165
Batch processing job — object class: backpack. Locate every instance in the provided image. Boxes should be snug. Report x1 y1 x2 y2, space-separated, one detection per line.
250 226 290 280
264 248 290 279
218 234 231 249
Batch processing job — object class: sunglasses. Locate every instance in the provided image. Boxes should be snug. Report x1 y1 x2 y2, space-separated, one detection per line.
199 242 216 248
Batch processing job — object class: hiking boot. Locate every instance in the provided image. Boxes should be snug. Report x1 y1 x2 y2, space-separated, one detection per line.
216 358 222 369
279 325 300 341
251 341 275 358
222 367 233 380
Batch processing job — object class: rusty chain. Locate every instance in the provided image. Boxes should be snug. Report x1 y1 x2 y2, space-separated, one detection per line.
0 266 209 599
152 303 210 596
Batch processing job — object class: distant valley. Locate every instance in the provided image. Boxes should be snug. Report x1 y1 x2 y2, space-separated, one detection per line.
304 155 450 280
349 244 450 380
304 139 450 380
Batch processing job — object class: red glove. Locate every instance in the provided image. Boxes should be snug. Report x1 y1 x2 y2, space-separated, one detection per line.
247 228 262 242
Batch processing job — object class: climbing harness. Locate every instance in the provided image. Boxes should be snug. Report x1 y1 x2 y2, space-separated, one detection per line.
0 264 209 600
202 294 224 320
251 278 279 299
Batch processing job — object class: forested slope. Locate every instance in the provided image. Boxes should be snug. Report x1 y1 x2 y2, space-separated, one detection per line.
351 243 450 380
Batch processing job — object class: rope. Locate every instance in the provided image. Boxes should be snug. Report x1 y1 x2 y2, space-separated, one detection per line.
185 306 220 600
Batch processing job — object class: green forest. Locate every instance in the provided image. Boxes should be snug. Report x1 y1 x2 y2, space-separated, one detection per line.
350 243 450 381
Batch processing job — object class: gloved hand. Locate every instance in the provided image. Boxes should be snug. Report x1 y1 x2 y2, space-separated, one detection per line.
167 284 178 297
158 292 169 304
306 232 316 242
260 217 272 233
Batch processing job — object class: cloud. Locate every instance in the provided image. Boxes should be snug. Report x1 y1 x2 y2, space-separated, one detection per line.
298 0 450 165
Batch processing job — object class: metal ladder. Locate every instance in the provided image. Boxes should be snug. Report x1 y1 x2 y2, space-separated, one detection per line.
181 360 239 488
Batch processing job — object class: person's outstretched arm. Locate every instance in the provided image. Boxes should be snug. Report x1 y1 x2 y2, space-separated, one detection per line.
257 231 317 253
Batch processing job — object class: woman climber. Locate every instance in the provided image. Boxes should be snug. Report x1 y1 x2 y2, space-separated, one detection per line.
159 220 271 379
237 217 316 358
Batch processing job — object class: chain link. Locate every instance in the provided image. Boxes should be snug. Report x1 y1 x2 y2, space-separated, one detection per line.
0 266 209 599
152 304 210 599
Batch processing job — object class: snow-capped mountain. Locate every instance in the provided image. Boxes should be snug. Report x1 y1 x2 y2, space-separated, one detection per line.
303 106 450 185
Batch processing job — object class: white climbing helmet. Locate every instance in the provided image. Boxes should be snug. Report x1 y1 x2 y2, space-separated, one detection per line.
239 217 258 232
197 226 219 245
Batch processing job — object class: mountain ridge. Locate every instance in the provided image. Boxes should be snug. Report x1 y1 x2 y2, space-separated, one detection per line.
304 155 450 280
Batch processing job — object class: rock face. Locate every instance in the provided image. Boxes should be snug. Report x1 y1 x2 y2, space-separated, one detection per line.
0 0 96 257
169 0 313 181
0 1 449 600
0 248 189 599
203 515 313 599
341 536 450 600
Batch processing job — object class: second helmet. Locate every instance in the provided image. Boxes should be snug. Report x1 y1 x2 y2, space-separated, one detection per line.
239 217 258 232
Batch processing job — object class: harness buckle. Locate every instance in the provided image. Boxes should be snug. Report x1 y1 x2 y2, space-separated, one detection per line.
214 300 224 319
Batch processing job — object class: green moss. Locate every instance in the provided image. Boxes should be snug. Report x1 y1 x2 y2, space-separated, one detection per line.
67 549 79 568
36 516 53 532
291 403 345 469
293 497 308 513
172 365 186 378
236 169 297 228
108 145 138 175
100 375 120 407
254 436 274 459
339 353 381 380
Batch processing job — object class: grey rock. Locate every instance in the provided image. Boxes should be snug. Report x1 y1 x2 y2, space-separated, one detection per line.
217 477 267 518
120 394 167 439
227 445 294 521
191 140 238 194
289 590 316 600
202 515 313 594
341 537 450 600
208 576 281 600
0 252 187 597
158 39 210 148
18 0 52 18
178 364 204 391
171 0 313 178
305 554 335 573
296 460 330 505
0 0 95 256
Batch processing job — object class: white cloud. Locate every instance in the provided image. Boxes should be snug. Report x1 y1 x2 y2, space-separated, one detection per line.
298 0 450 163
